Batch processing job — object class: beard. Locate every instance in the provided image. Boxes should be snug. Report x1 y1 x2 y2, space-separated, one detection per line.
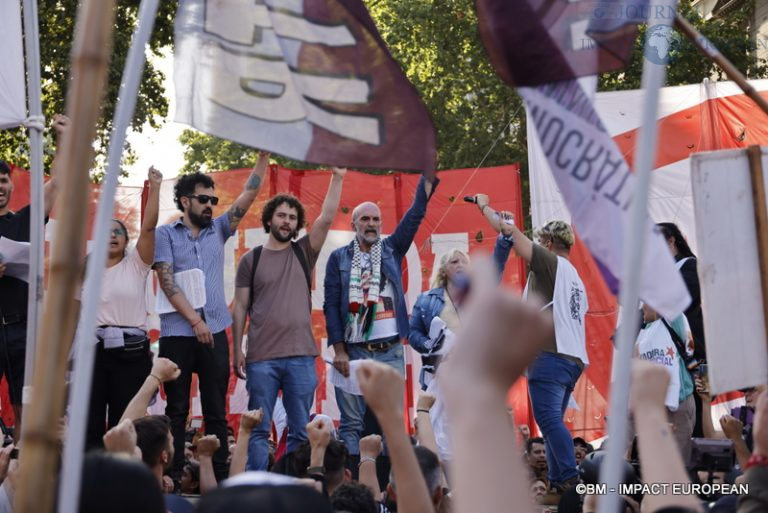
271 224 298 243
188 208 213 228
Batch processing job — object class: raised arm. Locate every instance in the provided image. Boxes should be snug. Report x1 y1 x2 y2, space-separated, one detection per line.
226 150 270 232
309 167 346 253
229 409 263 477
389 175 439 257
120 358 180 422
439 255 552 513
44 114 70 217
357 361 434 513
475 194 533 263
631 361 703 513
136 167 162 265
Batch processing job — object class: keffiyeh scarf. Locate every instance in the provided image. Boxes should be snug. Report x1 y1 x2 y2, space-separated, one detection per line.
346 238 382 342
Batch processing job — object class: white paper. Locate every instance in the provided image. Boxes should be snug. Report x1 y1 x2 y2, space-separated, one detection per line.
325 358 366 396
155 268 207 314
0 237 30 281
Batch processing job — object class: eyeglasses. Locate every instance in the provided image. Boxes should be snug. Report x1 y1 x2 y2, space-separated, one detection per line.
187 194 219 206
111 228 127 237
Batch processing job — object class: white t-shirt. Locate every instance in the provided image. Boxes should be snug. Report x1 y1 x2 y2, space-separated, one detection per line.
94 248 152 329
360 252 398 341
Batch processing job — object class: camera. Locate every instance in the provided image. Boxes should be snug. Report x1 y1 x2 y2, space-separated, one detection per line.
688 438 734 472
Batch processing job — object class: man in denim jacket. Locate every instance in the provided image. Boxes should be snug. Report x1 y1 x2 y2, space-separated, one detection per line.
323 174 438 460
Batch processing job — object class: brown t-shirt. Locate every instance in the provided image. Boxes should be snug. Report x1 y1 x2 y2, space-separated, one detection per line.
235 235 320 362
529 244 558 353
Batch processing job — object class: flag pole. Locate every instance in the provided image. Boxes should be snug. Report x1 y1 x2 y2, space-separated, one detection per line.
674 15 768 117
596 2 677 513
57 0 161 511
14 0 117 512
21 0 45 416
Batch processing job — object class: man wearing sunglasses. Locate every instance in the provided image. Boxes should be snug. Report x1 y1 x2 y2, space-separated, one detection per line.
0 114 68 441
154 151 271 484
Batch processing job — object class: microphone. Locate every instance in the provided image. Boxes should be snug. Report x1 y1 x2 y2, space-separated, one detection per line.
463 196 477 204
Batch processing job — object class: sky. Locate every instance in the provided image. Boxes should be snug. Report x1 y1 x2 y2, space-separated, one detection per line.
122 51 186 187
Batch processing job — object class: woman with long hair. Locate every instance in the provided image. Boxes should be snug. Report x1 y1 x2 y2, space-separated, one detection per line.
84 167 162 450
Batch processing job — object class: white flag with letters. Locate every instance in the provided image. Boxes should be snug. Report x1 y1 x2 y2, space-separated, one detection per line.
0 0 27 129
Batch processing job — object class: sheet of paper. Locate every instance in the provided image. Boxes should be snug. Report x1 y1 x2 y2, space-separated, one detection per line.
0 237 30 282
325 358 366 396
155 268 207 314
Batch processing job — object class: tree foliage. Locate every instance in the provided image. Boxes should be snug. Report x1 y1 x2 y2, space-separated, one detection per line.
0 0 179 180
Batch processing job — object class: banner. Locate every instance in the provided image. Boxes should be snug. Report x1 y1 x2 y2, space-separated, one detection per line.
174 0 436 174
7 165 556 435
0 0 26 129
528 79 768 439
521 80 691 319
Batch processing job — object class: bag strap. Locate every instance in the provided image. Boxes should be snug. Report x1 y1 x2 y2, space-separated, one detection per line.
660 318 693 374
291 241 312 292
248 246 263 313
248 243 312 312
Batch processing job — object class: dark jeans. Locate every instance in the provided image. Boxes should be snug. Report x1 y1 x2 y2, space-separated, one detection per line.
160 331 230 482
0 320 27 406
528 351 582 486
86 342 153 451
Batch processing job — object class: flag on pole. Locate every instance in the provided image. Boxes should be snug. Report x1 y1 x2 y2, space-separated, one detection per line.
0 0 27 129
477 0 690 318
476 0 645 87
174 0 436 175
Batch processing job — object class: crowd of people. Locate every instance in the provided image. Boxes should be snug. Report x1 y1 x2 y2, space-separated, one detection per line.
0 118 766 513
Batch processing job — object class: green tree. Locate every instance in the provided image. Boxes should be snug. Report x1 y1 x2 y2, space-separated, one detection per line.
600 0 768 90
0 0 179 180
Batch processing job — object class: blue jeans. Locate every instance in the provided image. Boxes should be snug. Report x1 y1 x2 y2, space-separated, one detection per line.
245 356 318 471
336 341 404 455
527 351 583 486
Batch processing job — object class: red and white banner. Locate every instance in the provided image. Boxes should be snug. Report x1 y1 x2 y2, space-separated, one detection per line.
528 79 768 439
7 164 538 434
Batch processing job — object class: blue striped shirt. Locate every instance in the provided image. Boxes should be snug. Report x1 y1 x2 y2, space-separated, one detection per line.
154 214 233 337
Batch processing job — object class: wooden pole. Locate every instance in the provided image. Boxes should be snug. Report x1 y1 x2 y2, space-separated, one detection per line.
674 15 768 117
747 145 768 350
14 1 116 512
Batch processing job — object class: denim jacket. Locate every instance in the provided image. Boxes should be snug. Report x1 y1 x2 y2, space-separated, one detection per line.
408 234 514 354
324 175 439 346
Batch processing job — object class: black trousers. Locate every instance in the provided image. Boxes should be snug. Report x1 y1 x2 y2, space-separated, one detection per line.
159 331 230 482
86 342 153 451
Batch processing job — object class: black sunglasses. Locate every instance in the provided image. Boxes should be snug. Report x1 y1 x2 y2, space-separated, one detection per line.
187 194 219 206
111 228 127 237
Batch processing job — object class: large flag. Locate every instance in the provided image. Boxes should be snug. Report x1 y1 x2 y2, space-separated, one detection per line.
477 0 690 318
174 0 436 174
476 0 646 87
0 0 27 129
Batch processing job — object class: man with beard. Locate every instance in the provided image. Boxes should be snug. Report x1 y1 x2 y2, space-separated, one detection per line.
231 167 346 470
154 152 270 484
0 114 68 440
324 174 438 467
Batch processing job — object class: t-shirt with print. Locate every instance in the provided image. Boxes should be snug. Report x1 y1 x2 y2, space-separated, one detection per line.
0 206 32 317
359 251 398 341
235 235 320 362
95 247 152 329
528 243 558 353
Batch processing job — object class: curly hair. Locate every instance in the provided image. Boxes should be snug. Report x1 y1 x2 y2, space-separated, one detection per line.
261 193 306 237
173 172 215 212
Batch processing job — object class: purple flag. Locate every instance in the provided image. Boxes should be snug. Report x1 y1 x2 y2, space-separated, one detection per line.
476 0 645 86
175 0 436 175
